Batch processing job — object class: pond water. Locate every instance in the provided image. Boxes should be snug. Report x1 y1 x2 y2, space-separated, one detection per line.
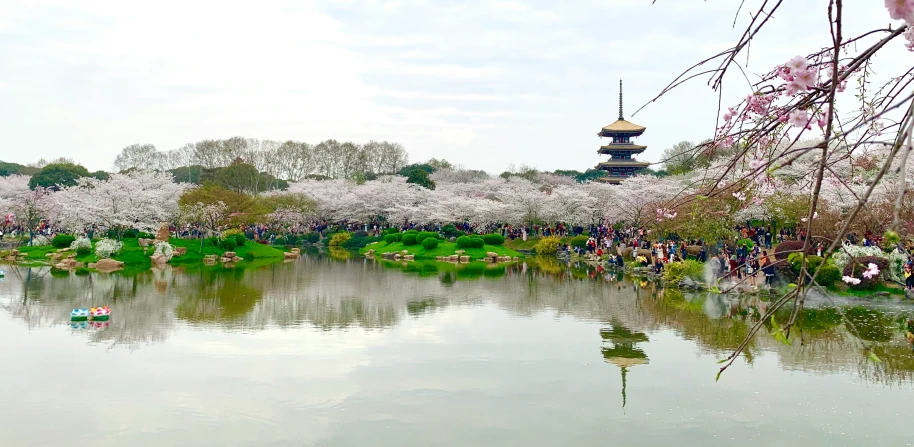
1 255 913 446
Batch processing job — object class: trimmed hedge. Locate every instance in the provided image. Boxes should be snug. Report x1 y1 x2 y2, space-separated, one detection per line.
774 240 813 260
570 235 588 248
52 234 76 248
416 231 438 243
456 236 474 248
354 231 369 238
402 233 418 246
384 234 400 244
482 234 505 246
841 256 889 290
220 238 237 250
422 237 439 250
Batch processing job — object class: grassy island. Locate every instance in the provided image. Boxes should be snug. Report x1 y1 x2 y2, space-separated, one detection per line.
360 240 523 261
11 237 288 269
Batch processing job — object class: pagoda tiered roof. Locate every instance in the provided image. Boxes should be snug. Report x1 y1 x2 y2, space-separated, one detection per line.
598 143 647 154
596 160 650 169
598 119 646 136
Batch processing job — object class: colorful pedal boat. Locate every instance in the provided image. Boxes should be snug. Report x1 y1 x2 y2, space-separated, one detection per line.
70 308 90 321
90 306 111 320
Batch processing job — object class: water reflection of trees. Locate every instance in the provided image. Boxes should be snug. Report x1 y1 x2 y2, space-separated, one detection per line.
1 256 913 384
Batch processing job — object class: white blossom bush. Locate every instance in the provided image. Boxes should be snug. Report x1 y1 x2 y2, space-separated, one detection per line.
831 244 885 271
70 237 92 255
154 241 175 261
28 235 50 246
831 243 909 284
94 238 123 259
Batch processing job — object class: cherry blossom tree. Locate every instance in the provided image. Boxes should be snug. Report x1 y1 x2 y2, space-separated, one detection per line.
646 1 914 376
54 171 187 237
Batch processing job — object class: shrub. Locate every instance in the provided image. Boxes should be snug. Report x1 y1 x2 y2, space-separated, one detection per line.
788 253 824 274
122 229 138 238
329 232 352 246
663 260 705 285
342 236 380 250
353 230 369 238
137 232 154 239
94 238 123 259
404 229 419 235
303 233 320 244
482 234 505 246
221 229 245 247
570 235 588 248
28 235 50 246
52 234 76 248
384 234 399 244
456 236 474 248
402 233 418 246
816 264 841 287
841 256 889 290
416 231 438 243
208 236 221 247
535 236 563 255
422 237 439 250
220 237 237 250
441 224 464 238
70 237 92 255
383 228 400 235
154 241 175 261
774 240 812 260
737 238 755 250
470 236 484 248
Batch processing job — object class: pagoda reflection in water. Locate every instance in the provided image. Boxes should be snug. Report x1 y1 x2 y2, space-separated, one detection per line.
600 322 649 408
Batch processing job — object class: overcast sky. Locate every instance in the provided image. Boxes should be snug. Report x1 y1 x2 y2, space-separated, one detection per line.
0 1 905 174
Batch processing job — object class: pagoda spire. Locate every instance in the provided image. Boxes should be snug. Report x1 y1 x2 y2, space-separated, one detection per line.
618 79 624 120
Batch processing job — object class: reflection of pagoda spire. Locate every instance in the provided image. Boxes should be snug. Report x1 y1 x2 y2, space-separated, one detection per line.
600 322 649 408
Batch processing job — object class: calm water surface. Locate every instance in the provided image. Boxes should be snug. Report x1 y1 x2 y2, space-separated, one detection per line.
1 255 913 446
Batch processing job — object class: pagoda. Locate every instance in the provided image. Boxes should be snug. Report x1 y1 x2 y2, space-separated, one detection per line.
596 80 650 184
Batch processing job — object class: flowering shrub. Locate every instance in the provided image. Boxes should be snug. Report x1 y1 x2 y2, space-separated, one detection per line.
154 241 175 261
328 232 351 247
70 237 92 255
94 238 123 259
28 235 50 246
534 236 562 255
831 244 908 283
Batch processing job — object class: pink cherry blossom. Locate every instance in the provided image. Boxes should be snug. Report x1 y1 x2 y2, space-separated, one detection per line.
842 276 862 285
862 262 880 279
884 0 914 23
786 56 808 71
793 68 817 88
905 26 914 51
788 110 811 129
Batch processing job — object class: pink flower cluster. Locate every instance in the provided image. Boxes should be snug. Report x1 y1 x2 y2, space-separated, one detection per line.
778 56 818 95
655 208 677 222
862 262 881 279
885 0 914 51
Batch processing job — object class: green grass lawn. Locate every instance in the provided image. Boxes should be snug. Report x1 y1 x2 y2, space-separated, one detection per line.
13 237 288 268
360 240 523 260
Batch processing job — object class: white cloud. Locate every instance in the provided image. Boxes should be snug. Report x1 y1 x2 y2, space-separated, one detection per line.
0 0 907 174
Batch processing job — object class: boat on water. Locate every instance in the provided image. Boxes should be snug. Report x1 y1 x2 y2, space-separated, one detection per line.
70 308 90 321
89 306 111 320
